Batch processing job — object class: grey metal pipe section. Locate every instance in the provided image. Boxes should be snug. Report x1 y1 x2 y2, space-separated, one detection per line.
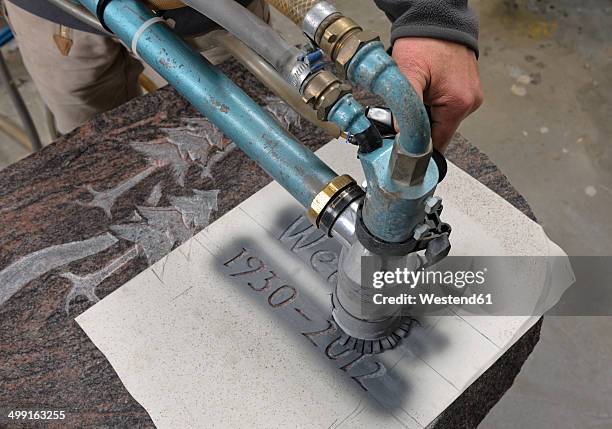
181 0 301 79
47 0 112 35
0 50 42 151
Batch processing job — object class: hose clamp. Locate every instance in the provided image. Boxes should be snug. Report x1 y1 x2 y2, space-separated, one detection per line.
287 61 311 90
302 1 340 40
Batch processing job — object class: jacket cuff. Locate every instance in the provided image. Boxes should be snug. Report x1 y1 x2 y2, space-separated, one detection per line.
390 25 479 57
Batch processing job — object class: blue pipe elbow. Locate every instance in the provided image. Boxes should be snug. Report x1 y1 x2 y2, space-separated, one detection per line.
344 41 438 243
327 94 371 136
346 42 431 155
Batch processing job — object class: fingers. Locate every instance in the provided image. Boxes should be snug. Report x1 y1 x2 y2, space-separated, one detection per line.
392 42 429 101
429 88 484 151
398 64 428 101
428 104 463 153
425 50 483 151
391 37 484 152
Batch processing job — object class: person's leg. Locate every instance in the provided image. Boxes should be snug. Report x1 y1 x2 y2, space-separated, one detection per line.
5 2 143 134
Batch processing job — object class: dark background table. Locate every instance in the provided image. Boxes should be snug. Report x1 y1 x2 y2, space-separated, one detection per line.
0 60 540 429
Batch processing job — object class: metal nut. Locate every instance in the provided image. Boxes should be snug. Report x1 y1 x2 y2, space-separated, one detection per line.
424 196 442 214
302 71 351 120
413 223 429 241
302 70 336 104
389 143 432 186
315 83 351 120
319 16 361 55
334 30 380 78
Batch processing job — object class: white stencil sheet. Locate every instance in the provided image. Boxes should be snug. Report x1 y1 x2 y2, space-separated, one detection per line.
77 141 573 428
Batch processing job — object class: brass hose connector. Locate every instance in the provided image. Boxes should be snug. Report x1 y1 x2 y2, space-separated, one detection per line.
316 16 360 58
301 70 351 120
308 174 356 225
314 15 380 79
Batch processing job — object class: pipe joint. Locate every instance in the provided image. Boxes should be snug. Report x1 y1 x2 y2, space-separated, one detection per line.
327 94 370 134
301 70 351 120
302 1 340 40
359 139 439 242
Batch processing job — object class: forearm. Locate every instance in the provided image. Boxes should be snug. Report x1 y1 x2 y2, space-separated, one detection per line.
373 0 479 56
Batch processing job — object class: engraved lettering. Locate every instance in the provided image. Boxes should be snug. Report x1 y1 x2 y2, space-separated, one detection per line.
248 270 279 292
302 320 337 347
223 248 248 267
350 361 387 391
229 256 265 277
267 284 297 308
279 216 327 251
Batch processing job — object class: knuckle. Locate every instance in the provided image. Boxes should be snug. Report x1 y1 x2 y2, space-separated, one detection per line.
473 88 485 109
452 92 475 111
449 86 483 113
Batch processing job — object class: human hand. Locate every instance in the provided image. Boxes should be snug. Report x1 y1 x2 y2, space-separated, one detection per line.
392 37 483 152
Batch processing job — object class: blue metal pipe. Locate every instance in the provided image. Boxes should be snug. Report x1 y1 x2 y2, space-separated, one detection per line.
346 42 430 155
327 94 371 136
79 0 337 208
360 140 439 242
342 41 437 242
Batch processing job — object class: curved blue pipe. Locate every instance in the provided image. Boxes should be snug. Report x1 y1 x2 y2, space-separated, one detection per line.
78 0 337 208
344 41 437 242
327 94 371 136
346 42 431 155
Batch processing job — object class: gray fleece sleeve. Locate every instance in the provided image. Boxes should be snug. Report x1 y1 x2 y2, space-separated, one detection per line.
373 0 479 56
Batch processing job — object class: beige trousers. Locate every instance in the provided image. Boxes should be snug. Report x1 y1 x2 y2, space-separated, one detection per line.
5 1 269 134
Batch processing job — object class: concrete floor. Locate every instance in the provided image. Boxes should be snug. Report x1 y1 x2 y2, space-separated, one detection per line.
0 1 610 427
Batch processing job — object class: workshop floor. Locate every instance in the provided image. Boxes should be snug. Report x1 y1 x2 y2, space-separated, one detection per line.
0 1 610 427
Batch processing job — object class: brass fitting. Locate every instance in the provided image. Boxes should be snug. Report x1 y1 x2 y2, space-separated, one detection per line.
314 15 380 79
317 16 361 58
334 30 380 78
301 70 351 120
308 174 356 225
